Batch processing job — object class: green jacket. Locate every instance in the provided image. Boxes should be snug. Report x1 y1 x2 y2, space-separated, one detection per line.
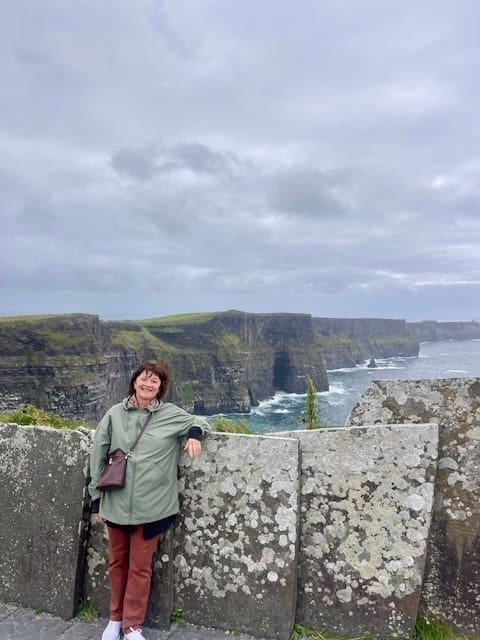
88 399 211 524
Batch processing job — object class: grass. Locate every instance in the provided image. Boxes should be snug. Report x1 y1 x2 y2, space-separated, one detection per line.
170 606 186 626
413 618 458 640
37 329 84 346
75 600 99 623
211 416 252 434
0 405 89 429
143 312 219 325
291 624 374 640
214 332 242 355
110 326 177 351
0 313 89 324
290 618 477 640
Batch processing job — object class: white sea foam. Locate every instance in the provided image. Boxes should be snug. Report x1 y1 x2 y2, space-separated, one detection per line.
321 382 347 395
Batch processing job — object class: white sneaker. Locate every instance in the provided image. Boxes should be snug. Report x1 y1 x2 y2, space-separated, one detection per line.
101 620 122 640
124 629 146 640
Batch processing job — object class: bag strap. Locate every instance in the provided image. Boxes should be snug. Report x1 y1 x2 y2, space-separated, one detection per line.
127 411 154 455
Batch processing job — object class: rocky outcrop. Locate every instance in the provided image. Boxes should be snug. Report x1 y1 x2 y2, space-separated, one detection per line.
407 320 480 342
313 317 419 369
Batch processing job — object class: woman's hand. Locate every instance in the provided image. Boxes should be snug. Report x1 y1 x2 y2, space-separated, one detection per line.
91 513 105 525
184 438 202 459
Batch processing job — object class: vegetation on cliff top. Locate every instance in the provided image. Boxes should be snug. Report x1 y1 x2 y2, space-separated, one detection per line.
211 416 252 434
0 313 94 324
0 405 88 429
110 326 180 352
142 311 219 325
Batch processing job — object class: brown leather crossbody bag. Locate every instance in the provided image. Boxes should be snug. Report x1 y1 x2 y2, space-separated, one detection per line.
97 412 153 491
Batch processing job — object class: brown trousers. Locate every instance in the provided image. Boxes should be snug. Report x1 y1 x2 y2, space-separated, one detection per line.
107 525 160 631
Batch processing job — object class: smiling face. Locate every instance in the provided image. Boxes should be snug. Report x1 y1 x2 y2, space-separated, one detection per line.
133 369 161 406
128 359 172 402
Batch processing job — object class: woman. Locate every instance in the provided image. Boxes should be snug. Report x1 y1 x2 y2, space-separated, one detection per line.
88 359 211 640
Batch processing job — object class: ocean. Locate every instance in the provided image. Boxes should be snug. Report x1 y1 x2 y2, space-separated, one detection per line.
220 339 480 434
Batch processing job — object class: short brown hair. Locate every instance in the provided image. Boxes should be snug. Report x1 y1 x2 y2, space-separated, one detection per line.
128 359 172 400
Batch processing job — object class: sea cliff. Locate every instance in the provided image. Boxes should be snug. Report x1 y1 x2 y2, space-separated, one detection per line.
407 320 480 342
0 311 328 420
4 311 473 422
314 317 418 369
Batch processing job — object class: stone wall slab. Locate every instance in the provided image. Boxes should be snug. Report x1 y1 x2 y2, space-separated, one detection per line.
173 433 300 640
277 424 438 638
0 423 91 618
348 378 480 635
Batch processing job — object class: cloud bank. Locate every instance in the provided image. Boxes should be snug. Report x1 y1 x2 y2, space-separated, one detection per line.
1 0 479 320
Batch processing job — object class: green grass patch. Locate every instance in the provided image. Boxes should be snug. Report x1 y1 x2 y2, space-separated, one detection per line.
413 618 457 640
0 405 89 429
142 312 219 325
290 618 475 640
213 332 242 357
291 624 375 640
211 416 252 434
110 326 178 352
75 600 99 623
170 606 186 626
37 329 84 346
0 313 87 324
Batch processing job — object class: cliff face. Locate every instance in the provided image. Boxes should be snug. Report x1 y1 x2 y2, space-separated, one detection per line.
5 312 458 422
313 318 419 369
112 311 329 414
0 314 111 421
407 321 480 342
0 311 328 421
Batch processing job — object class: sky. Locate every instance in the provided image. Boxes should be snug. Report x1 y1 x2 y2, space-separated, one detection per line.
1 0 480 322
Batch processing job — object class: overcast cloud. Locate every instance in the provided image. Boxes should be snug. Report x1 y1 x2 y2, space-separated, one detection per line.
1 0 480 321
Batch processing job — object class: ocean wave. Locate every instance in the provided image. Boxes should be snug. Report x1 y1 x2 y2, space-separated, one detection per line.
328 356 412 373
320 382 347 395
368 365 404 370
251 385 347 414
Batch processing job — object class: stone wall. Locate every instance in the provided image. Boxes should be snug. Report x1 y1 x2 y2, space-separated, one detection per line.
172 433 300 639
1 378 480 640
348 378 480 635
273 425 438 638
84 433 301 640
0 423 92 618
